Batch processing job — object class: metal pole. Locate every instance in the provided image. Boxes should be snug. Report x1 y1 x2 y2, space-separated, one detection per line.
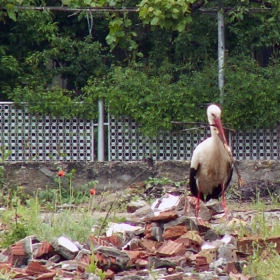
98 99 105 161
218 0 225 104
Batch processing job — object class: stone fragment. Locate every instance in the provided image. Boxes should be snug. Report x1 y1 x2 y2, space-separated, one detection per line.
127 201 148 213
148 256 176 270
209 257 227 274
237 236 280 254
151 194 181 212
175 231 203 252
132 205 153 218
95 246 130 272
156 240 185 257
138 239 162 253
160 272 184 280
228 272 254 280
34 241 55 259
135 258 148 269
4 240 28 267
51 236 79 260
198 243 217 264
106 223 143 237
164 216 198 232
144 223 163 242
144 210 178 223
217 244 238 262
205 201 224 215
162 225 188 240
119 275 143 280
204 229 220 242
195 255 209 272
223 261 246 274
35 271 57 280
25 261 50 275
106 268 115 280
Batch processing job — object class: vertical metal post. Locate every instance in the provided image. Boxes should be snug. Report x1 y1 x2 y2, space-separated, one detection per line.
98 99 105 161
107 112 111 161
218 0 225 104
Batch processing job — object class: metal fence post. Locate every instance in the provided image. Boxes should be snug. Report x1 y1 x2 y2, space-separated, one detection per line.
98 99 105 161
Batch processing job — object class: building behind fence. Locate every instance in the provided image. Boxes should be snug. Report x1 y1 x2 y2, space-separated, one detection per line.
0 102 279 162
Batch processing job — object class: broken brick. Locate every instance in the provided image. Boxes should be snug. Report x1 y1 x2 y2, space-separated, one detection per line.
144 223 162 241
34 242 55 259
105 268 115 279
95 247 130 272
237 236 280 255
161 272 184 280
135 258 148 270
162 225 188 240
138 239 162 253
5 241 28 267
156 240 185 257
195 255 209 272
143 210 178 222
175 231 203 252
25 261 50 275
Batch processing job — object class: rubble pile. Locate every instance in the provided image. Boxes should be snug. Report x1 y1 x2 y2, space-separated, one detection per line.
0 191 275 280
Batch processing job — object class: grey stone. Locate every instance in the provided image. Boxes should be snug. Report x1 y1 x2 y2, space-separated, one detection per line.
148 256 176 270
95 246 130 272
127 200 148 213
217 244 238 262
204 229 221 242
132 205 152 218
163 216 198 232
51 236 79 260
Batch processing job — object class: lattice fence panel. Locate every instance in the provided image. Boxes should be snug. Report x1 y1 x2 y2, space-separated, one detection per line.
231 127 280 160
109 116 210 161
109 116 280 161
0 103 94 162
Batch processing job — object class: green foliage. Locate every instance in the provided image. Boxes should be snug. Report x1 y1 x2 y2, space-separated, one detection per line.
85 62 219 134
138 0 194 31
223 56 280 130
1 222 28 247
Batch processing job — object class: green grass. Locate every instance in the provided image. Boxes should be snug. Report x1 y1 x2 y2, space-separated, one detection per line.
243 246 280 280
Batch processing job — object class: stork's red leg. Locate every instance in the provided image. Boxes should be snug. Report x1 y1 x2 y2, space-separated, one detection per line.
196 189 201 219
221 183 229 220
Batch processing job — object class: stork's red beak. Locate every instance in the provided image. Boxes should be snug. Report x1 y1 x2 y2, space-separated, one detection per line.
214 118 228 146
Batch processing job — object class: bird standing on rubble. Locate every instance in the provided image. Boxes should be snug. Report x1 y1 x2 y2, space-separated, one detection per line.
189 104 233 218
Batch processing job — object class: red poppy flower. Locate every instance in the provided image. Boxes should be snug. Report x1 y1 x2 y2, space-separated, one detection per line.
58 170 65 177
90 188 96 196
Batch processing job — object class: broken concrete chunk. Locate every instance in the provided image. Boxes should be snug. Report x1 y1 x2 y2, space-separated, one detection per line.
132 205 153 217
51 236 79 260
127 200 148 213
148 256 176 270
106 223 143 237
151 194 181 212
204 229 221 242
95 246 130 272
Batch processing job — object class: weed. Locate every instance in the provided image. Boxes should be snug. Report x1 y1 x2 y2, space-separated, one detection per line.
0 270 16 279
86 250 106 280
244 243 280 280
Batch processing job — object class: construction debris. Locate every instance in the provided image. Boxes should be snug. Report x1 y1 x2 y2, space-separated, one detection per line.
0 191 274 279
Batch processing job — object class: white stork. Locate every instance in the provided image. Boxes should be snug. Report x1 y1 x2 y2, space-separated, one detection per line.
189 104 233 219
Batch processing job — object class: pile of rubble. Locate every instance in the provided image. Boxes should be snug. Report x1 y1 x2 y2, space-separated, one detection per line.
0 191 278 280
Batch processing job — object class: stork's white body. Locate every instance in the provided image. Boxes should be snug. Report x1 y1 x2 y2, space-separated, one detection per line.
190 128 232 199
189 104 233 216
